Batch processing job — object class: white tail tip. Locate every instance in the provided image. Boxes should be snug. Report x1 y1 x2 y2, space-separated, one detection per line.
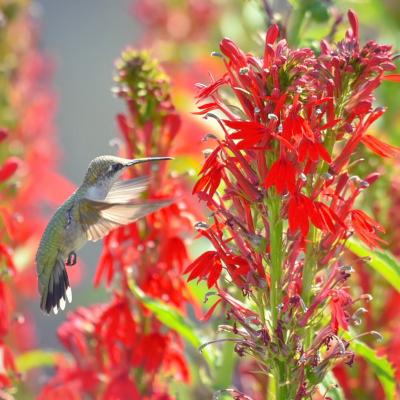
59 297 66 311
66 286 72 303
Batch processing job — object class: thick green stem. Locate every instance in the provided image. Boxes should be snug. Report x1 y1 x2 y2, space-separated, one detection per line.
268 195 283 330
302 225 317 349
275 361 289 400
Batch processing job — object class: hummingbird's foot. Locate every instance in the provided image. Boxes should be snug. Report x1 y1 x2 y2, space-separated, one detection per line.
66 251 77 266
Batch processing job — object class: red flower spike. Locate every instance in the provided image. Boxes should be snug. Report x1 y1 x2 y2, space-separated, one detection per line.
188 13 395 398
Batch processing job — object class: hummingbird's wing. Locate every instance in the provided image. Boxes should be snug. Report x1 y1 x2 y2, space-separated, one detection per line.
84 176 150 203
103 176 150 203
79 198 172 242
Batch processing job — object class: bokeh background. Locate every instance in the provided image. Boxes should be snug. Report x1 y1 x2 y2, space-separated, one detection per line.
35 0 142 348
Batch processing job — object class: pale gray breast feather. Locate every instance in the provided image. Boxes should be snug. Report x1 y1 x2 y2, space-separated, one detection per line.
85 184 109 201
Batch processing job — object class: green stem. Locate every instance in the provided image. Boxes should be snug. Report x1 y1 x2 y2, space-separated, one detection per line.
302 225 317 306
275 361 288 400
268 195 283 330
302 224 317 349
288 4 307 47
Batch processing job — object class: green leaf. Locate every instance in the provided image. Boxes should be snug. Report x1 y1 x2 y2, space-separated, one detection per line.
16 350 59 373
345 238 400 292
128 280 216 368
319 371 345 400
352 339 396 400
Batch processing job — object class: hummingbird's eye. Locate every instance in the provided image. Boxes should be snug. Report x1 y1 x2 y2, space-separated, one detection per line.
106 163 124 176
112 163 123 172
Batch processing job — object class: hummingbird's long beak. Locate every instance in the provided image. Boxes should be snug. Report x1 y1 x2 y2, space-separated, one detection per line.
126 156 173 166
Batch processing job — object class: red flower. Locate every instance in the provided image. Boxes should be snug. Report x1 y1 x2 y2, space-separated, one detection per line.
298 138 331 163
288 194 313 236
0 342 16 388
93 235 114 287
264 158 296 195
283 108 314 143
196 74 229 102
192 146 223 198
330 289 352 332
224 119 270 149
351 209 385 248
361 134 400 158
0 157 20 183
185 250 222 288
102 375 140 400
96 297 136 366
38 365 100 400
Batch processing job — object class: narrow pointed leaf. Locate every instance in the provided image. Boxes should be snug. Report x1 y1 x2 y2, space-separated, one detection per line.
351 339 396 400
345 237 400 292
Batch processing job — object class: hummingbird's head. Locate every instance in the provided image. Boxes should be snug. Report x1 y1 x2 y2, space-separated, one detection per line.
82 155 173 186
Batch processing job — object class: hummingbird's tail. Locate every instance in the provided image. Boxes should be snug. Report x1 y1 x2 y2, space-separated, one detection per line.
38 257 72 315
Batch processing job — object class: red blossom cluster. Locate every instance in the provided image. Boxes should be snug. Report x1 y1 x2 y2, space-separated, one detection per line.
187 10 399 399
39 50 198 399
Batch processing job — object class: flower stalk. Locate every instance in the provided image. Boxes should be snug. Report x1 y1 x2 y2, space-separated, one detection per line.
188 9 399 399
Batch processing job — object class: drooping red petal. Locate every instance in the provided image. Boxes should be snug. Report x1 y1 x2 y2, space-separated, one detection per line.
202 298 223 321
382 74 400 82
0 157 19 183
351 209 385 248
347 9 359 42
361 134 400 158
265 158 296 195
220 38 247 67
93 251 113 288
207 258 222 288
196 74 229 101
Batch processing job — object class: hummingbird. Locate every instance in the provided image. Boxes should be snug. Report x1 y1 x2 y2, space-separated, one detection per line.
35 155 172 315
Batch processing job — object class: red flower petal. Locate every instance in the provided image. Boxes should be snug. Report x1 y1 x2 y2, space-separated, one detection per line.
202 298 222 321
361 134 400 158
0 157 20 183
382 74 400 82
